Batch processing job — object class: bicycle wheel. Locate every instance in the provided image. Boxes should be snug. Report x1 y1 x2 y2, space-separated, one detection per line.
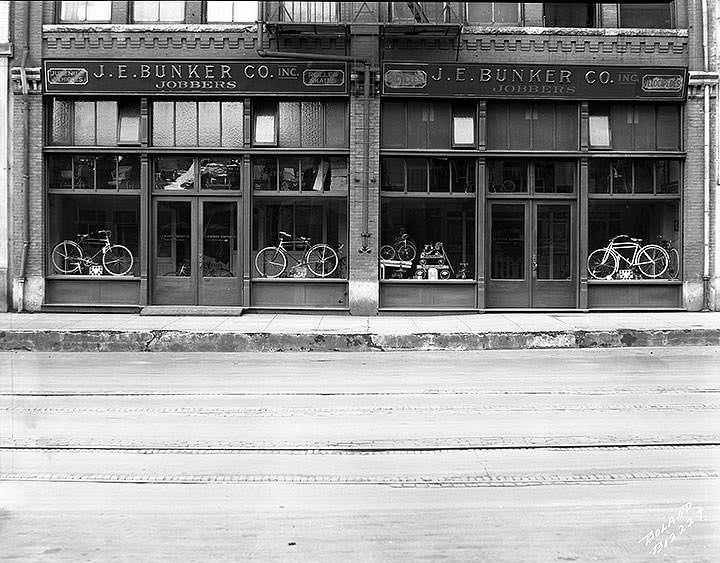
255 247 287 278
587 248 618 279
636 244 668 278
306 244 339 277
51 240 83 274
103 245 134 276
667 248 680 280
395 241 417 262
379 245 396 261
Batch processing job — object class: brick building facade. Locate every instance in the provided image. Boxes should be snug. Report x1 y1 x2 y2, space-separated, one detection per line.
3 1 719 314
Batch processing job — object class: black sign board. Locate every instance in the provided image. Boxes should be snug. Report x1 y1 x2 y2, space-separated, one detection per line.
44 60 348 95
382 63 687 100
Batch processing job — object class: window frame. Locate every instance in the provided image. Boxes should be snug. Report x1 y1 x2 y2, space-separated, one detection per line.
587 158 682 198
486 159 578 197
380 156 477 196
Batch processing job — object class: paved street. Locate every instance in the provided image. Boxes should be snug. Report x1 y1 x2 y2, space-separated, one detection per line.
1 348 719 561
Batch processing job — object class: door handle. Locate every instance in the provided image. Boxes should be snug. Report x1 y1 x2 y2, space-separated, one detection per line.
531 254 538 273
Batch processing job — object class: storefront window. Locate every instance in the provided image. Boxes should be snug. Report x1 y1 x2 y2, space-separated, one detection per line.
59 1 112 22
152 100 243 147
206 1 257 22
253 198 347 279
488 160 528 193
380 200 475 280
619 2 673 29
48 155 141 191
466 3 520 25
50 99 141 146
133 1 185 22
48 194 139 277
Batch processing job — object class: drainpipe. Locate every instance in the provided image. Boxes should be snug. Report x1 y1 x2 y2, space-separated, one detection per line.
17 0 31 311
701 0 710 310
255 22 373 253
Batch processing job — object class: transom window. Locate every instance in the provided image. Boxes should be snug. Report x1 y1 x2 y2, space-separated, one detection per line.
152 101 244 147
381 157 476 194
487 160 577 194
59 1 112 22
49 99 141 146
133 1 185 23
589 159 680 195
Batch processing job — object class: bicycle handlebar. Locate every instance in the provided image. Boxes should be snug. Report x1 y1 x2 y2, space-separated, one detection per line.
279 231 291 238
609 234 642 243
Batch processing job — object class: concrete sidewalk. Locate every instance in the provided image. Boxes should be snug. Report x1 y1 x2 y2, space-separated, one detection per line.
1 311 720 352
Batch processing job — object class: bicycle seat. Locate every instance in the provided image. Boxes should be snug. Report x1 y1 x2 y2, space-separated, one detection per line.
279 231 291 238
77 233 89 239
97 229 110 235
298 236 310 243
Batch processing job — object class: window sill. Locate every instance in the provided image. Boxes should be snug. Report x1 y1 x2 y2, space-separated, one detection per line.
381 279 476 284
251 278 347 282
587 279 682 284
461 26 687 37
46 275 141 281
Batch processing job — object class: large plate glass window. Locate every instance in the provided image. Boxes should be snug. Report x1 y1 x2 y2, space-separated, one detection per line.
252 156 348 279
587 158 681 281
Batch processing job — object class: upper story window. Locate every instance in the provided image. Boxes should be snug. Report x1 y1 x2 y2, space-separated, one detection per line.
466 2 520 25
206 1 258 23
619 2 673 29
59 1 112 22
544 3 596 27
132 1 185 23
389 2 456 24
280 2 338 23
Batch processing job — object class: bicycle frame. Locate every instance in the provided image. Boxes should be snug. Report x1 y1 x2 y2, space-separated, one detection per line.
275 237 312 267
603 240 644 268
76 234 112 266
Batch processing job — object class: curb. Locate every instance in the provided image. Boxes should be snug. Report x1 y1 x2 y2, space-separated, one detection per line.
1 328 720 352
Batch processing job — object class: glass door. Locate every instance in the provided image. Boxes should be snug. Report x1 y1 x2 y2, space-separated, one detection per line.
486 202 530 308
486 201 576 308
533 202 575 307
152 198 242 306
199 200 241 306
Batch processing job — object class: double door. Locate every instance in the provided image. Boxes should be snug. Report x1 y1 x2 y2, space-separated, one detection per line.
152 198 242 306
486 201 576 308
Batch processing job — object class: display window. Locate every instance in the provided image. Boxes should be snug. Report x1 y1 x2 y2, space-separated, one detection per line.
49 99 141 146
47 194 139 277
486 102 579 150
152 100 244 147
253 198 347 279
252 101 347 148
380 199 475 281
587 158 681 282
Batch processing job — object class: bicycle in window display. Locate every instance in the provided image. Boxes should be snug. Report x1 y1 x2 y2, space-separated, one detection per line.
656 235 680 280
51 230 134 276
586 235 669 280
379 228 418 262
255 231 340 278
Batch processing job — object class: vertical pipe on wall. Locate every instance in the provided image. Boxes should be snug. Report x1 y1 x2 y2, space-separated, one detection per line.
361 62 371 251
701 0 711 309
